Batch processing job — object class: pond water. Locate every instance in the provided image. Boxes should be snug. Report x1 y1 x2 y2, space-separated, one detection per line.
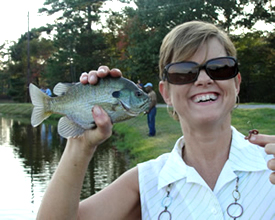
0 117 128 219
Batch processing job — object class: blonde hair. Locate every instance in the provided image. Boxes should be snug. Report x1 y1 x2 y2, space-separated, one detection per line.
159 21 236 79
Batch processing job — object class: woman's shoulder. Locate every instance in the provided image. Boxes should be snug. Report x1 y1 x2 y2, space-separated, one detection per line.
137 153 171 179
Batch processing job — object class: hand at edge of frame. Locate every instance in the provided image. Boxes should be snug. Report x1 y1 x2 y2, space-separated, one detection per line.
248 133 275 184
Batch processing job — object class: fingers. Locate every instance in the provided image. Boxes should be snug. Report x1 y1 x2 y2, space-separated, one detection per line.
267 152 275 184
248 134 275 148
79 66 122 85
97 66 122 78
266 143 275 185
83 105 113 147
269 171 275 184
248 134 275 184
265 143 275 155
267 157 275 170
68 105 112 155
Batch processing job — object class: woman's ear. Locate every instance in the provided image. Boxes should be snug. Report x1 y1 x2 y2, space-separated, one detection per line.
159 81 172 105
235 73 242 95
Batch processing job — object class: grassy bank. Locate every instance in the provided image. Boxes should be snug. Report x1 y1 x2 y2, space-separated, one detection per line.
0 103 274 167
114 107 275 166
0 103 33 117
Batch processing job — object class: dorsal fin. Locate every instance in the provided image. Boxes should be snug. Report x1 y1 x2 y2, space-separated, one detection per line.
53 83 74 96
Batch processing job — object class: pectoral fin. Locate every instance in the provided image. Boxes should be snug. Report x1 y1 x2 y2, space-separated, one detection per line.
58 116 86 138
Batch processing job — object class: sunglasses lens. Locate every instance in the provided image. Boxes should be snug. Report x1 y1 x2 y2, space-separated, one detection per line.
206 58 237 80
164 57 238 85
167 62 198 84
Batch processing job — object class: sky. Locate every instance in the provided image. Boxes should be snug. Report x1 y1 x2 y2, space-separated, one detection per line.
0 0 273 45
0 0 133 45
1 0 52 44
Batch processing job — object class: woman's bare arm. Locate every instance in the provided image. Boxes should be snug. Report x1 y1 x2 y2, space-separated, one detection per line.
37 67 140 219
37 105 113 219
79 167 140 220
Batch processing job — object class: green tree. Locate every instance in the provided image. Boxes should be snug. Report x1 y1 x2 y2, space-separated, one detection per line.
112 0 229 85
235 31 275 103
6 29 54 102
207 0 274 33
0 44 10 97
109 0 274 102
39 0 111 87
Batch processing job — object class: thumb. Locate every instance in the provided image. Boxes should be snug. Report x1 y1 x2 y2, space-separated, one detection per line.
83 105 113 147
248 133 275 148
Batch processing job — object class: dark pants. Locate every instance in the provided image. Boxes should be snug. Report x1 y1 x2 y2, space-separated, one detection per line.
147 106 157 136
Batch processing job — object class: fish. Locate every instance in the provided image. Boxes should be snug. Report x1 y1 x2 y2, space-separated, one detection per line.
29 77 150 138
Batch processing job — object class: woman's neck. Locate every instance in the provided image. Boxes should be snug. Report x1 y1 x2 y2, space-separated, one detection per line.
181 124 232 190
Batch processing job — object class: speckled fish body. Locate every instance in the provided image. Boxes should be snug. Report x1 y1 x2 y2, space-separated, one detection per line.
29 77 150 138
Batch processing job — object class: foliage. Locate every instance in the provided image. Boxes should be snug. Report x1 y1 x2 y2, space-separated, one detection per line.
234 31 275 102
38 0 111 88
4 30 54 102
0 0 274 103
110 0 275 91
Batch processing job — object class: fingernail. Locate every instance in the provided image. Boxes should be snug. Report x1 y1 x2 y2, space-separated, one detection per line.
98 68 106 74
82 75 88 81
93 106 102 116
89 74 96 82
250 135 256 141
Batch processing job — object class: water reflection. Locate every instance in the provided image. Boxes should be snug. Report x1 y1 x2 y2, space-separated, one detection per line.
0 117 128 219
40 124 53 148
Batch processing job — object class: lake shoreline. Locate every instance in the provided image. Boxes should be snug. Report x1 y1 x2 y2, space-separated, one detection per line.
0 103 275 167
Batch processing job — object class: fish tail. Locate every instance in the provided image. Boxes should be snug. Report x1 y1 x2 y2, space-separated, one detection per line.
29 83 52 127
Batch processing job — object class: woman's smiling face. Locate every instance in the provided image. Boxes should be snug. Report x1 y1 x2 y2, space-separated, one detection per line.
159 37 241 128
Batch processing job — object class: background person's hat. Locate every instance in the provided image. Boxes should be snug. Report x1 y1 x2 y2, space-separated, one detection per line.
144 82 153 88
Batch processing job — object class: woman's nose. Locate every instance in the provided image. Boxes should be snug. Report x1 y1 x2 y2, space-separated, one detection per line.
194 70 214 86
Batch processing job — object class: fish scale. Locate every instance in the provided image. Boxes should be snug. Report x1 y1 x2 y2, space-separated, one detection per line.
29 77 150 138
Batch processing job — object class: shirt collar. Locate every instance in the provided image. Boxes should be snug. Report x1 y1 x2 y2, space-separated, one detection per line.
229 126 267 171
157 126 268 190
158 137 186 190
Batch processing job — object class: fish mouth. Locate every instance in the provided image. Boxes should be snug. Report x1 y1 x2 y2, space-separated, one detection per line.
120 100 150 116
120 101 139 116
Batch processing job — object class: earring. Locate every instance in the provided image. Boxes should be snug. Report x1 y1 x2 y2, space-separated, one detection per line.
166 104 172 115
166 105 179 121
234 96 240 109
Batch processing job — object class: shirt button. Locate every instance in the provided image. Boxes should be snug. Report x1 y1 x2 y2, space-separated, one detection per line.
211 207 218 215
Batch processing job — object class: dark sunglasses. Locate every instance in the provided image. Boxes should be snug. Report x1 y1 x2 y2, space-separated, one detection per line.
162 56 239 85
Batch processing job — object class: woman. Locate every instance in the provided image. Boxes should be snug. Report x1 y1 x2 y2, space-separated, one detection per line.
37 21 275 219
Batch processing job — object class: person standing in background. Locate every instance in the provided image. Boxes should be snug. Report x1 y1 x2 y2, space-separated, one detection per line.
136 79 144 89
36 21 275 220
144 82 157 137
40 86 52 96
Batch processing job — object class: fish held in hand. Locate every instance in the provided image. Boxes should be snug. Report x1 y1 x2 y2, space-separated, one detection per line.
29 77 150 138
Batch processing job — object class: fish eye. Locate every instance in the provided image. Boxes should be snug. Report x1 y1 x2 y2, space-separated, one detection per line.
135 91 142 97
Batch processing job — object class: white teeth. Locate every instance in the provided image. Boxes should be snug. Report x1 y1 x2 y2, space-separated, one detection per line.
209 94 217 100
194 94 217 103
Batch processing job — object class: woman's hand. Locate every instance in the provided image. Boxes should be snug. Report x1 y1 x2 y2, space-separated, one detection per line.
37 66 123 220
75 66 123 153
249 134 275 184
80 66 122 85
